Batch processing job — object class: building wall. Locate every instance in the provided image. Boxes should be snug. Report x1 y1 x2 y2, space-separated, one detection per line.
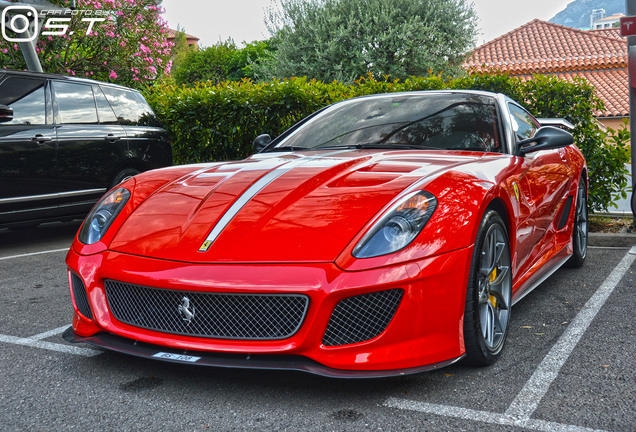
598 117 629 131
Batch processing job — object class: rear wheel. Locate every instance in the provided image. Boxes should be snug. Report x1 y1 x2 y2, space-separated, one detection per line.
565 177 587 268
463 210 512 366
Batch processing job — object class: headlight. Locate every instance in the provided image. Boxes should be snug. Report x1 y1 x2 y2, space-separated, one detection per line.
78 188 130 244
353 191 437 258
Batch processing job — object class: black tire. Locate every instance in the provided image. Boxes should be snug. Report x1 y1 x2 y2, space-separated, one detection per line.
463 210 512 366
110 168 140 189
565 176 587 268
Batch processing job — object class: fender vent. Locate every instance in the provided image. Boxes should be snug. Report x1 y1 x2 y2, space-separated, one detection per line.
323 289 403 346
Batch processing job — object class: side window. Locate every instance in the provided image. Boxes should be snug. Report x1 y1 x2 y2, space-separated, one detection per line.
508 103 539 141
53 81 98 124
100 86 159 126
0 77 46 125
92 85 119 124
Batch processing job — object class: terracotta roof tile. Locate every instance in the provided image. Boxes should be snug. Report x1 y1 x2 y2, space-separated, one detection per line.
590 28 623 40
464 20 626 74
166 28 200 41
464 20 628 118
518 69 628 117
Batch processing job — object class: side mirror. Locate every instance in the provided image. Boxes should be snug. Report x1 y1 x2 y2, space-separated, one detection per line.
0 104 13 123
518 126 574 155
252 134 272 153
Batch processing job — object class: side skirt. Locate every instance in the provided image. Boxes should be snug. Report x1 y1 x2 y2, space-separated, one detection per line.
512 251 571 306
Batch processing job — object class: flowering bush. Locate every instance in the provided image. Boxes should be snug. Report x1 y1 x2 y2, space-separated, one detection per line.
0 0 173 87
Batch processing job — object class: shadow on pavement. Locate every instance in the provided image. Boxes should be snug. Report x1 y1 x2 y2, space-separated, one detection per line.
0 220 82 250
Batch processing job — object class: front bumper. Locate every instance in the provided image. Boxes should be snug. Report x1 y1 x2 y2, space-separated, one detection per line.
65 246 472 374
63 327 463 378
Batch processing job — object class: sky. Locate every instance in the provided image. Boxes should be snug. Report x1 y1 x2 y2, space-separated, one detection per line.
161 0 576 48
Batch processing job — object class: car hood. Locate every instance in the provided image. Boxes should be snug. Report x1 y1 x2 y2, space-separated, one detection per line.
109 150 484 263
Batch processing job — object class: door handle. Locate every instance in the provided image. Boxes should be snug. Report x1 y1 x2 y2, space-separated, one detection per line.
31 134 52 144
105 134 121 142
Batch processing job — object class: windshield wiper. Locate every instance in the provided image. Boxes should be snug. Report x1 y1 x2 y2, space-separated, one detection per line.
314 143 435 150
262 146 297 153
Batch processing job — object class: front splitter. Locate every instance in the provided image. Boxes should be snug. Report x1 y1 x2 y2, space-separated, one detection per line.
63 327 464 379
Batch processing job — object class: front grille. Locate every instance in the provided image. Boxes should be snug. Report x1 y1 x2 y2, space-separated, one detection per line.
104 280 309 340
71 273 93 320
323 289 403 346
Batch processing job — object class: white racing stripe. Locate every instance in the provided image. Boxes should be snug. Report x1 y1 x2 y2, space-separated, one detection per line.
198 150 350 251
198 166 293 251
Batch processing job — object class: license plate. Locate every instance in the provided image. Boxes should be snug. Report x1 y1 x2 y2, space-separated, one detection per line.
152 352 201 363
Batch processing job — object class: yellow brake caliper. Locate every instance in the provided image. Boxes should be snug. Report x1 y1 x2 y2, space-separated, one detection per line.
489 268 498 307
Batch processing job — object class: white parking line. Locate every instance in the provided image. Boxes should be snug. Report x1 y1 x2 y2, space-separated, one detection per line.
0 248 69 261
384 250 635 432
384 398 607 432
505 251 635 419
30 325 71 341
0 333 101 357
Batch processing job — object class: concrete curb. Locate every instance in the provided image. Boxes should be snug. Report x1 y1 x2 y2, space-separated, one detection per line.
589 232 636 247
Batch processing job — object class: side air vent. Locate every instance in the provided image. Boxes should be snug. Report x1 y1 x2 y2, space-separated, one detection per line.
323 289 403 346
70 273 93 320
556 195 573 230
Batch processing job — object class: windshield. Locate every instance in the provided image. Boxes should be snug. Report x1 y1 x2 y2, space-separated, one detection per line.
270 93 501 152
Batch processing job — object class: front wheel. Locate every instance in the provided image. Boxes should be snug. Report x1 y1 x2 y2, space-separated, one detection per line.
463 210 512 366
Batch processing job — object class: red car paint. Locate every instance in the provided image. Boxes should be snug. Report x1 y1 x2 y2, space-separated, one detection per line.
64 91 587 376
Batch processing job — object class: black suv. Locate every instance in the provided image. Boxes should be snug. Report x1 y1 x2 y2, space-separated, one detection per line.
0 70 172 228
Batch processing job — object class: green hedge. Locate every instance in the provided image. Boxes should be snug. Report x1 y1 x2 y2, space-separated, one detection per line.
143 74 630 212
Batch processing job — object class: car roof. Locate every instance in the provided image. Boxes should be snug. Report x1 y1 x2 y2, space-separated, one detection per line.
0 69 139 92
350 89 502 98
338 89 512 106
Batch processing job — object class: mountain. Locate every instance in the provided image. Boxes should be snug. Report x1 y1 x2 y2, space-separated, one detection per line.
549 0 625 29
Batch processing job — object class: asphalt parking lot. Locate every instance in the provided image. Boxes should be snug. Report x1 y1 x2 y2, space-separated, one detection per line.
1 222 635 432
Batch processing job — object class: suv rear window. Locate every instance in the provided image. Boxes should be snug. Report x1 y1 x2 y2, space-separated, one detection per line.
100 86 160 127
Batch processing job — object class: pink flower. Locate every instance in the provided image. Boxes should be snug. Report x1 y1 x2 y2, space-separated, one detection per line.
109 70 117 79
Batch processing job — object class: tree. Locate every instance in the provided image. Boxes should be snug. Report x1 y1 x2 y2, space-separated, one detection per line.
170 26 193 72
0 0 173 87
172 39 274 85
259 0 478 82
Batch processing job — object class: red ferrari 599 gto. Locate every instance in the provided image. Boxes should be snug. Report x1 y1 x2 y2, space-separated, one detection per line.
64 91 587 377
